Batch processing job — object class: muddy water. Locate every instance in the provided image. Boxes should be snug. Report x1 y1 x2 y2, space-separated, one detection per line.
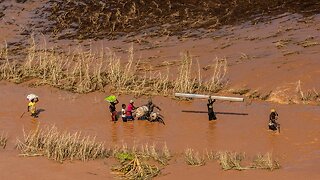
0 81 319 179
0 1 320 178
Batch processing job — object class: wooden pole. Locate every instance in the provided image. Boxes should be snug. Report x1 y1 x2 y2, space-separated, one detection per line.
175 93 244 102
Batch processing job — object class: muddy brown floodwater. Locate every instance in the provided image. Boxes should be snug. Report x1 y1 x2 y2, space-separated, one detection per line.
0 0 320 179
0 81 319 179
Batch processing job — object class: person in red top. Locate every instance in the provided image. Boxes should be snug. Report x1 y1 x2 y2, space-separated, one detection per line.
126 99 136 120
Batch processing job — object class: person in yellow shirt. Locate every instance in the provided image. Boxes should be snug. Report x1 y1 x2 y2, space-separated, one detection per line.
28 98 39 118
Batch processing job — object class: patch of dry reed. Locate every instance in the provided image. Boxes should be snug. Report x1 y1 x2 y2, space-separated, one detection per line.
0 132 8 149
251 153 280 171
184 148 206 166
216 151 250 171
112 143 171 165
112 155 161 180
111 143 169 179
0 39 228 97
16 125 109 162
174 52 227 95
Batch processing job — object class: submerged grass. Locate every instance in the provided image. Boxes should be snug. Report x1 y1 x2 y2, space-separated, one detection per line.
112 143 171 166
112 155 161 180
16 125 109 162
111 143 169 179
0 132 8 149
251 153 280 171
184 148 206 166
216 151 250 171
12 125 280 178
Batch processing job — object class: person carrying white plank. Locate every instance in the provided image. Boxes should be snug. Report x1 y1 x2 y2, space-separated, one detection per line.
207 96 217 121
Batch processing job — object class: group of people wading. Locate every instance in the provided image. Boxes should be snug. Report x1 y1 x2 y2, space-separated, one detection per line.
108 98 163 124
24 93 279 132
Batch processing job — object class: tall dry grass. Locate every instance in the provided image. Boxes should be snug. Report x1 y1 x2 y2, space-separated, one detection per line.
173 52 227 94
174 52 200 93
0 41 107 93
112 143 171 165
251 153 280 170
16 125 109 162
296 80 320 103
111 143 170 179
112 155 161 180
216 151 249 171
0 39 228 96
0 132 8 149
184 148 206 166
203 58 227 92
12 124 281 175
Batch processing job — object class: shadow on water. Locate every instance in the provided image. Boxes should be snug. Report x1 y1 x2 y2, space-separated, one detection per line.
181 110 248 116
36 109 45 116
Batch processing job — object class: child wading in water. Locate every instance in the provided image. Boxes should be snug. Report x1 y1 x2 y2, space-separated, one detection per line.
121 104 127 122
28 97 39 118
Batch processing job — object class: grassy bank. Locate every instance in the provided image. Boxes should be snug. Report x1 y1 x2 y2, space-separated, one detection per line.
0 40 227 95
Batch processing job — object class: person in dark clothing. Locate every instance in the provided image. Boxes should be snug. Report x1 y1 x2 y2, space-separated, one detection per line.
109 99 119 122
269 109 279 131
207 96 217 121
145 99 161 120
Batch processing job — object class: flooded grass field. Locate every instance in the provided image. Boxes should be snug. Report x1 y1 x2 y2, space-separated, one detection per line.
0 0 319 179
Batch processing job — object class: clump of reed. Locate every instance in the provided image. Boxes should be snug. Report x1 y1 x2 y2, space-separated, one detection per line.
0 39 228 97
111 143 169 179
16 125 109 162
111 143 171 165
296 80 320 103
44 0 320 40
184 148 206 166
173 52 227 95
251 153 280 171
216 151 249 171
112 155 161 180
205 149 218 161
203 58 227 93
0 132 8 149
0 40 108 93
174 52 200 93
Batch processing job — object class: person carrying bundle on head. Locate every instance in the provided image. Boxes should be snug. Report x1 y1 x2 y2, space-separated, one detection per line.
27 94 39 118
207 96 217 121
105 95 119 122
269 108 280 132
109 99 119 122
